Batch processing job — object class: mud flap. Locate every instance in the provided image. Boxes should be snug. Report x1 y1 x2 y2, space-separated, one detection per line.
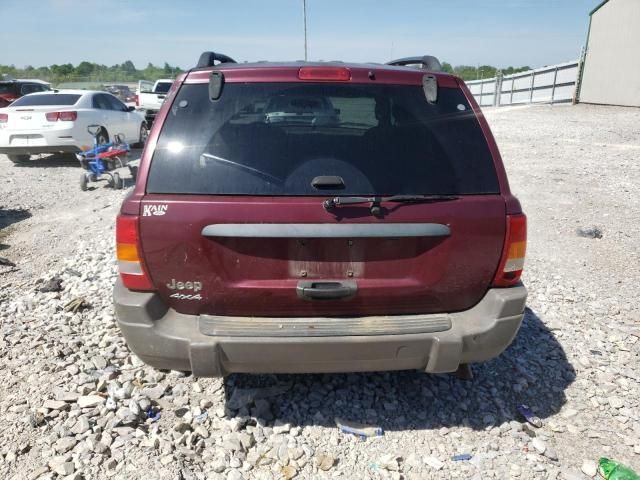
425 336 463 373
189 342 226 377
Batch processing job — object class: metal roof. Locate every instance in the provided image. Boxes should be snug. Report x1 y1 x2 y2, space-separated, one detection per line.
590 0 610 16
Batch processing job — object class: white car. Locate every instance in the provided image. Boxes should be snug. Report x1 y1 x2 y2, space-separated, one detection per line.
0 90 147 164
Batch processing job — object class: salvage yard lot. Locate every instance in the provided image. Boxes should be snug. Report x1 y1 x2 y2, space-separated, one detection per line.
0 104 639 479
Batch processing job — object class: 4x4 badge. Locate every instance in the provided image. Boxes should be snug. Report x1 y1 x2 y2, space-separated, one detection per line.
143 204 168 216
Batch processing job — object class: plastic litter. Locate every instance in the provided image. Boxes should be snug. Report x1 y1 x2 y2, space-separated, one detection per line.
451 453 473 461
335 417 383 438
194 411 208 424
517 404 542 428
145 406 161 422
599 458 640 480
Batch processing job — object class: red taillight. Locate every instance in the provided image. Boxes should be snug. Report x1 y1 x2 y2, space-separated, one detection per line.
493 214 527 287
116 214 155 291
59 111 77 121
46 111 77 122
298 67 351 81
0 113 7 123
134 95 139 107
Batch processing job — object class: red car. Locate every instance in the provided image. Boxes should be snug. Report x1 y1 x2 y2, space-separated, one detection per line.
114 52 527 377
0 78 51 107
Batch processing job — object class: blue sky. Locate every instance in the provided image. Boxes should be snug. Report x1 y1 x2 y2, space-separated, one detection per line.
1 0 597 69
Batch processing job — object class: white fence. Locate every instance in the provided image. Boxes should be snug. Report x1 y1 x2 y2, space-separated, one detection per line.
466 60 580 107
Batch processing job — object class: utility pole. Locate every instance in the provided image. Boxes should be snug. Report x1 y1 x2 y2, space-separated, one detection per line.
303 0 308 61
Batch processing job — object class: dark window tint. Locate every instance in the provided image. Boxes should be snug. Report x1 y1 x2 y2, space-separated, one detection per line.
148 83 499 196
92 94 105 109
105 94 126 111
154 82 172 93
0 83 20 95
20 83 49 94
11 93 81 106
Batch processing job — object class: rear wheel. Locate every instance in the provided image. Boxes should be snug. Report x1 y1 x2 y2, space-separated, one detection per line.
112 172 123 189
80 173 88 191
129 165 138 181
7 154 30 164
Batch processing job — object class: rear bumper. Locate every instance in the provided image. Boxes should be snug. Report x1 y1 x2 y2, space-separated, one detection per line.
114 280 527 377
0 126 84 155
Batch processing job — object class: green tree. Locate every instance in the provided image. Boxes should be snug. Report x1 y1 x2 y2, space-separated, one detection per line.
76 61 95 76
478 65 497 78
120 60 136 73
440 62 454 74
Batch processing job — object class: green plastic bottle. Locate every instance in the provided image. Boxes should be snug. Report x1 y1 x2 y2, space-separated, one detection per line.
599 458 640 480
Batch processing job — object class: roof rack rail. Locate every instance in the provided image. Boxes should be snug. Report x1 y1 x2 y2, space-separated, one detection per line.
387 56 442 72
196 51 237 68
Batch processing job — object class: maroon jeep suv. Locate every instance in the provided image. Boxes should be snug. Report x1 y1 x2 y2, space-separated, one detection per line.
114 52 527 377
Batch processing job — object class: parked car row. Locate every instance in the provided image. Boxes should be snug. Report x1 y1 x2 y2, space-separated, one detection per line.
2 55 528 380
0 75 177 163
0 89 147 163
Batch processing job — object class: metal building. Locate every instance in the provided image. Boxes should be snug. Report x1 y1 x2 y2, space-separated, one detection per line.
578 0 640 107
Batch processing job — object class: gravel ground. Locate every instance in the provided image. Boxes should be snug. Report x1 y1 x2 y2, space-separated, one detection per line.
0 104 639 480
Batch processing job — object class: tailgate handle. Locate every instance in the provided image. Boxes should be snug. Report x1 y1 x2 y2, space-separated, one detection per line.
297 281 357 300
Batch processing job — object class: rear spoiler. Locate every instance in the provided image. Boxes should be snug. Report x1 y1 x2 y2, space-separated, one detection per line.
387 56 442 72
196 51 237 68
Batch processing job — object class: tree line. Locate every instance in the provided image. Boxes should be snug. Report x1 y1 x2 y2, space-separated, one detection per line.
0 60 183 84
0 60 531 84
440 63 532 80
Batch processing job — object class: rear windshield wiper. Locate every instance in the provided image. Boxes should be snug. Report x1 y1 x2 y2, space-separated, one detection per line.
323 194 459 211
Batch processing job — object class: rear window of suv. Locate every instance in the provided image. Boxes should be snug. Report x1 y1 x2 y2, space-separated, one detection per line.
154 82 172 93
0 83 20 95
11 94 81 106
147 82 499 196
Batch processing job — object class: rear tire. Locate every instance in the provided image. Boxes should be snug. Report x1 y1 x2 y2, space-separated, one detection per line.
80 173 88 191
112 172 123 189
129 165 138 181
7 154 30 164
